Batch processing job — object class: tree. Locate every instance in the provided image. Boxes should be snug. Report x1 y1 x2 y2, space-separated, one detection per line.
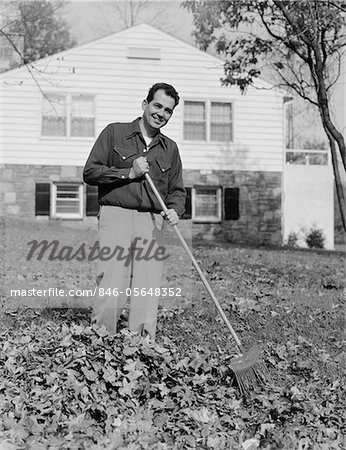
111 0 165 28
183 0 346 231
94 0 168 36
1 0 76 64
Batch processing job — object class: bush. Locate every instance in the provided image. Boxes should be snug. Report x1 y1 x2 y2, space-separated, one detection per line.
286 231 300 248
305 226 325 249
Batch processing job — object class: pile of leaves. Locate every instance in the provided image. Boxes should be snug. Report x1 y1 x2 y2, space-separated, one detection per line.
1 314 239 449
0 299 344 449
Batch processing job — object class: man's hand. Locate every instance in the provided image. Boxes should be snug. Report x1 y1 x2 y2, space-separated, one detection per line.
129 156 149 179
161 209 179 226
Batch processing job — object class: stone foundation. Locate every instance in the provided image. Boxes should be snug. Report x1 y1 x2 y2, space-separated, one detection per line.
0 164 84 219
183 169 282 246
0 164 283 246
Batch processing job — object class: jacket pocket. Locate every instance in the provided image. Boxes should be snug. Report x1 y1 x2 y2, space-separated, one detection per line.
113 145 137 167
151 158 172 197
155 158 171 175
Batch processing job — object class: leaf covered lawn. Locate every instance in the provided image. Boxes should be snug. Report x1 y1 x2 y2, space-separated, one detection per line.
0 218 345 449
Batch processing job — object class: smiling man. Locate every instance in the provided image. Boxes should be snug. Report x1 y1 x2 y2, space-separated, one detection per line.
83 83 186 339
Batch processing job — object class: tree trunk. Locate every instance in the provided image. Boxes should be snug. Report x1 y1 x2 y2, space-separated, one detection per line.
319 102 346 232
311 51 346 232
326 133 346 233
318 94 346 173
313 46 346 173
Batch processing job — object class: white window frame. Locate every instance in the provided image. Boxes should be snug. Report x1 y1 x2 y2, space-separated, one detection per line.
192 186 222 223
51 183 83 219
41 93 95 139
183 99 233 143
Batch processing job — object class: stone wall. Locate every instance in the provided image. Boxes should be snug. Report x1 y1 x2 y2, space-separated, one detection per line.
0 164 283 245
0 164 84 218
183 169 282 246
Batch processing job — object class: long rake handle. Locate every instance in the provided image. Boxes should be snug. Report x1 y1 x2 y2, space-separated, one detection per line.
145 173 244 351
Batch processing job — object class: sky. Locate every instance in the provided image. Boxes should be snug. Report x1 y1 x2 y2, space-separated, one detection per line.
62 1 195 47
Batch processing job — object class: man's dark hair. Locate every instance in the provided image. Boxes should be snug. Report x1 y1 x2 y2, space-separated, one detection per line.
146 83 180 107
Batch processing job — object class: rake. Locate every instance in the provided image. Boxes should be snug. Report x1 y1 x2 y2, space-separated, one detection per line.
145 173 263 395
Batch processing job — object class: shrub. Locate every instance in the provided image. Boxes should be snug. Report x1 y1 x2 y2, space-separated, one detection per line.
286 231 300 248
305 226 325 249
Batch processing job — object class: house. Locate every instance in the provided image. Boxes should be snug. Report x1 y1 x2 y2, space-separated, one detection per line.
0 23 334 247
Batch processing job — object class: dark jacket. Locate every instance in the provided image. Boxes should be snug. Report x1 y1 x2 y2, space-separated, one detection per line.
83 118 186 217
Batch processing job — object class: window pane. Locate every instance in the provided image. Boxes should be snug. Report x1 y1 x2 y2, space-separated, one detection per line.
55 184 81 215
184 101 206 141
57 185 79 194
210 124 232 141
211 102 232 121
56 201 81 214
71 96 95 137
211 102 232 142
42 94 66 136
57 185 79 191
71 96 94 116
195 188 219 217
184 123 206 140
42 117 66 136
42 95 65 116
286 151 328 165
184 101 205 121
57 192 79 199
71 118 95 137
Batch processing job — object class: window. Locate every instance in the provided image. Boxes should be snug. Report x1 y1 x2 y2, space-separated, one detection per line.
42 94 95 138
183 100 233 142
192 186 222 222
71 96 95 137
51 183 83 219
184 101 206 140
211 102 232 141
42 95 66 136
286 150 328 165
185 186 239 223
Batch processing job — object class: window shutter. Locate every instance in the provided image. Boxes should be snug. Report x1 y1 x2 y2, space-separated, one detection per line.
182 187 192 219
86 185 99 216
224 188 239 220
35 183 50 216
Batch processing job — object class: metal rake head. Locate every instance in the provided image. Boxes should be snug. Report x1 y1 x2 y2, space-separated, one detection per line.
229 345 264 395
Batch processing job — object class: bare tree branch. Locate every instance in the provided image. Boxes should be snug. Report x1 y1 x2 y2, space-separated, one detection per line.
328 0 346 13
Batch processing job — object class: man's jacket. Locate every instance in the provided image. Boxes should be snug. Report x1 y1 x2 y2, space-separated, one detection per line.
83 118 186 217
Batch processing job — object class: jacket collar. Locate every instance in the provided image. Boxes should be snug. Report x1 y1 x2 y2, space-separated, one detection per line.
125 117 167 150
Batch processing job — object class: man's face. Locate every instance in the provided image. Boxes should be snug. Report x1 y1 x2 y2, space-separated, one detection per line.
142 89 176 132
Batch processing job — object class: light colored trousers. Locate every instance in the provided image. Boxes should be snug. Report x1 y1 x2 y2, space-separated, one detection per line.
92 205 165 340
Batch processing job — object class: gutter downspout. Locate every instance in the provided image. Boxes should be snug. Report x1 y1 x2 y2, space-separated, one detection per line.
282 95 294 246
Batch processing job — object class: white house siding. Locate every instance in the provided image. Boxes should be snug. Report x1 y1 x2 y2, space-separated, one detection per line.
283 161 334 250
1 24 285 172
